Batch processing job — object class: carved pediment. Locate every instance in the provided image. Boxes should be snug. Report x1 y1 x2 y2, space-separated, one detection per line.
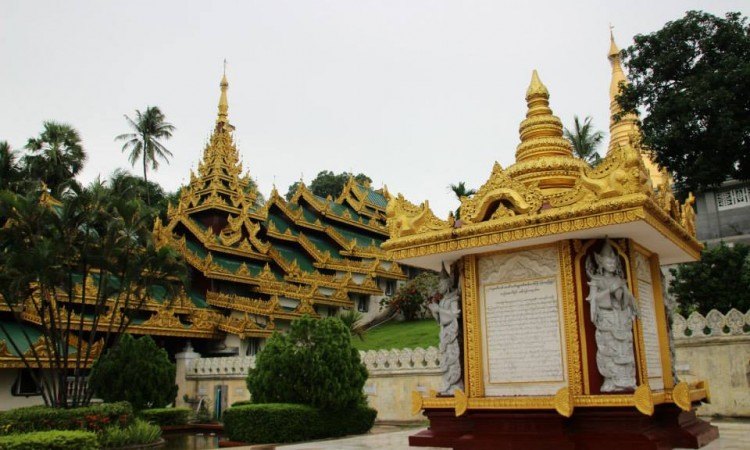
460 163 543 224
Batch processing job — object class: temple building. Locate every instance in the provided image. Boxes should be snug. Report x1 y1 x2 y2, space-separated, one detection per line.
0 71 410 409
152 70 409 357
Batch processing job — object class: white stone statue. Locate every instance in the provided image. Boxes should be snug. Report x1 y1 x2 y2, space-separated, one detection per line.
585 239 639 392
427 263 464 395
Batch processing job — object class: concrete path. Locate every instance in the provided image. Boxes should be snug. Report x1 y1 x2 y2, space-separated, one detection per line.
229 420 750 450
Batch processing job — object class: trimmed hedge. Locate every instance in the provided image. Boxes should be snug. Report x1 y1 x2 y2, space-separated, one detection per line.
0 430 98 450
0 402 132 435
223 403 376 444
139 407 191 426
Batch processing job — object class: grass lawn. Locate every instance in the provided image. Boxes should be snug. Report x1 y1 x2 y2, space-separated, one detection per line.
352 318 439 351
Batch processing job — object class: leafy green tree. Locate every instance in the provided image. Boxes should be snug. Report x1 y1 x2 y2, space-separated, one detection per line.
617 11 750 196
564 115 604 165
286 171 372 200
448 181 477 220
0 183 186 407
22 121 86 196
669 242 750 314
380 272 439 321
89 334 178 411
246 315 368 410
116 106 175 204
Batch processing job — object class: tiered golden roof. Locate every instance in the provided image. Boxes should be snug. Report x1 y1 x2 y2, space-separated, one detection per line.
154 71 407 339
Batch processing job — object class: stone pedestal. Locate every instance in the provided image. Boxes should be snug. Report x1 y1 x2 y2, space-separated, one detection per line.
410 405 718 450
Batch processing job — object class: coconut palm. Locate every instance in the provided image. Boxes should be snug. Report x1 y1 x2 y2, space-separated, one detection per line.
564 115 605 166
23 122 87 196
448 181 477 220
116 106 175 204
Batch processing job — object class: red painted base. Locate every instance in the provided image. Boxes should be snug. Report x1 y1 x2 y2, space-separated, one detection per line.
409 405 718 450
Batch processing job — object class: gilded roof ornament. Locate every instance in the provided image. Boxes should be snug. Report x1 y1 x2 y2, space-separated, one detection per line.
510 70 585 191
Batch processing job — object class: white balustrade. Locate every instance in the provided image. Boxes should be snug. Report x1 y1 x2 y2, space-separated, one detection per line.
671 308 750 338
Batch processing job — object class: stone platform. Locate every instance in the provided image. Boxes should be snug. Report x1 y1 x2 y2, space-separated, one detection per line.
226 420 749 450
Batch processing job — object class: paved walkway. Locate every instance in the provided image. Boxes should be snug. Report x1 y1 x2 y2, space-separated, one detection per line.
232 420 750 450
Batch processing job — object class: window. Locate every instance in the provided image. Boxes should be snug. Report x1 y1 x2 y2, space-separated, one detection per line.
12 369 42 396
384 280 396 296
716 186 750 210
357 296 369 313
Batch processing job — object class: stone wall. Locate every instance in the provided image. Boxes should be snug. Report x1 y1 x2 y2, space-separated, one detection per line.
174 309 750 421
672 309 750 417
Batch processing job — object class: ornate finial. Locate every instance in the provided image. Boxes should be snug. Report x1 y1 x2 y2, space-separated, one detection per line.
526 69 549 99
515 70 572 163
217 63 229 127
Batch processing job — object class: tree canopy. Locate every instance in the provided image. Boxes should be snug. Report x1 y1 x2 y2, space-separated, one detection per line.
246 315 367 410
669 242 750 315
617 11 750 196
285 171 372 201
89 334 178 411
0 182 186 407
22 121 86 196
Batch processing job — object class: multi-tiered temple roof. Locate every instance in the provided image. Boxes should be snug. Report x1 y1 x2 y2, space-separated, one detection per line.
153 72 406 340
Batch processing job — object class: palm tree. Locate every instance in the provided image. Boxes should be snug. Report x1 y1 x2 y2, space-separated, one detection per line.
0 141 19 191
116 106 175 204
448 181 477 220
23 122 87 196
564 115 605 166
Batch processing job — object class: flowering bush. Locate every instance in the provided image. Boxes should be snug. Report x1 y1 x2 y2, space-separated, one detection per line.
380 272 439 321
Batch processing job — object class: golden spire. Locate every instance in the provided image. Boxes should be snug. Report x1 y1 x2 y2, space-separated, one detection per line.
217 60 230 129
607 31 639 154
515 70 573 162
607 31 663 185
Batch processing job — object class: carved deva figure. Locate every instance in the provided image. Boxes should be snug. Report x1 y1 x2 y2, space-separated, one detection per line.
427 263 464 395
585 239 639 392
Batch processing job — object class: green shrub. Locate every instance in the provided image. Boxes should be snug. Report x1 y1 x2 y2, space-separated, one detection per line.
223 403 376 444
0 430 98 450
0 402 132 435
230 400 252 407
89 334 177 411
139 407 190 426
97 418 161 449
247 315 368 410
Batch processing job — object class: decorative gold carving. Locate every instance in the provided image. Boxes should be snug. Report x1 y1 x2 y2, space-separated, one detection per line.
386 194 450 238
559 241 583 395
454 388 468 417
634 384 654 416
0 340 14 357
554 387 574 417
681 192 696 238
672 382 691 412
411 390 424 416
460 163 543 224
462 255 483 398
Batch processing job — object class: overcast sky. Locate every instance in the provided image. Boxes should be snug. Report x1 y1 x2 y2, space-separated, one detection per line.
2 1 747 218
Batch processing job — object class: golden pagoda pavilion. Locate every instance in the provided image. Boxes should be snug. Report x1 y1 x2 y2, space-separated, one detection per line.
385 34 714 449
